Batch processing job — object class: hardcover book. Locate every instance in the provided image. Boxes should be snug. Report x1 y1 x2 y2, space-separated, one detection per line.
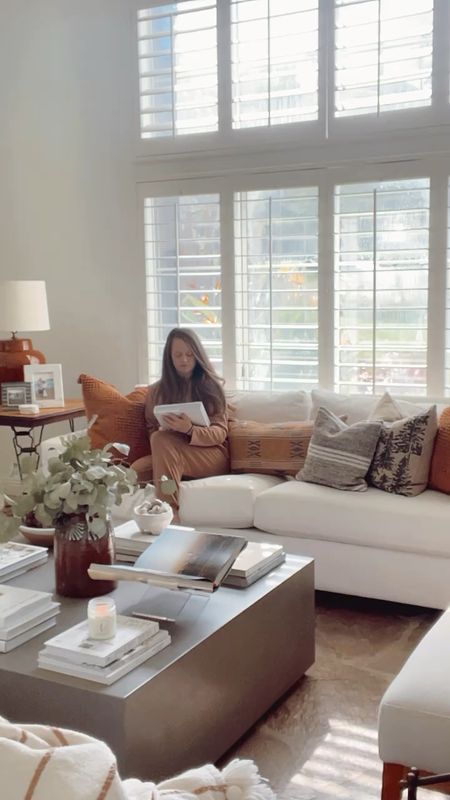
0 602 60 641
223 542 285 587
0 555 48 583
227 541 285 578
114 521 195 556
0 542 48 578
43 614 160 667
89 529 247 592
0 617 57 653
38 630 171 684
0 585 54 627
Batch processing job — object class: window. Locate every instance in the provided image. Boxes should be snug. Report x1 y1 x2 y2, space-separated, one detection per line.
137 2 450 397
138 1 218 138
234 187 319 389
144 194 222 380
334 178 430 395
231 0 319 129
334 0 433 117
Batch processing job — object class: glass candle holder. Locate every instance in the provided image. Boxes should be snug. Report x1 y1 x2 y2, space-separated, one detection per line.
87 596 117 640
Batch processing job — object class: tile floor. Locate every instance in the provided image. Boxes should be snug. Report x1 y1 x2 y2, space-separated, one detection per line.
224 592 443 799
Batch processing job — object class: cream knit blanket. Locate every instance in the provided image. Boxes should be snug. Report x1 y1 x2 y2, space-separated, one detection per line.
0 717 275 800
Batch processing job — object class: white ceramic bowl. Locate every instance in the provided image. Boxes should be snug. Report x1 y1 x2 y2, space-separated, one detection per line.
132 506 173 535
19 524 55 548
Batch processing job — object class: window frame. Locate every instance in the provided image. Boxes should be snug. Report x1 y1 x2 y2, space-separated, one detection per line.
132 0 450 161
137 157 450 398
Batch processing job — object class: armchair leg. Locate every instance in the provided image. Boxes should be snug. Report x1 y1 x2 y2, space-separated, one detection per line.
381 763 407 800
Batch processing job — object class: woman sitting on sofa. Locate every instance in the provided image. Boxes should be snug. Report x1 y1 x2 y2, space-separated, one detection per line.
132 328 229 516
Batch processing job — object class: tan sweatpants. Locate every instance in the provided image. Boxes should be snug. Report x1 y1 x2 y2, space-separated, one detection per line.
131 430 229 510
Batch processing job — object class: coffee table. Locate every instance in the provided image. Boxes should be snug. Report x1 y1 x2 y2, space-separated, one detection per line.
0 553 314 781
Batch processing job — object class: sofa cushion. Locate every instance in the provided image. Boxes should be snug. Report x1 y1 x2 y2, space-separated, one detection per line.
179 473 284 528
78 374 149 463
311 389 379 424
368 405 437 497
226 389 311 423
229 420 314 477
254 479 450 557
368 391 424 422
298 407 381 491
429 406 450 493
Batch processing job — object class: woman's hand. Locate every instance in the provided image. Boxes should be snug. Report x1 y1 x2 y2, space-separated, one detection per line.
161 413 193 434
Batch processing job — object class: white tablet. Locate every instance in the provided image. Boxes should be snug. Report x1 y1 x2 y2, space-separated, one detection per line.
153 401 210 428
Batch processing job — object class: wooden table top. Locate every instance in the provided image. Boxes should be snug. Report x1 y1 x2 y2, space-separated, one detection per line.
0 398 86 427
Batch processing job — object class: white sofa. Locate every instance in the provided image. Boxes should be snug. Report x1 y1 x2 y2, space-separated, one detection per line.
39 388 450 610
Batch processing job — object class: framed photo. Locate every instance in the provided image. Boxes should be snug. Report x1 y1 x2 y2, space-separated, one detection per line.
24 364 64 408
1 382 32 409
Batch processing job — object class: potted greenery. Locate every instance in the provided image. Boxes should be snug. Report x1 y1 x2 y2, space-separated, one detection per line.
0 434 137 598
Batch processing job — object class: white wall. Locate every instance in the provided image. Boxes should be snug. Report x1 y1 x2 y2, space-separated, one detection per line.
0 0 144 475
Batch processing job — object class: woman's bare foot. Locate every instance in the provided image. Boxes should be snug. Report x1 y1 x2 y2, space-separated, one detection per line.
172 511 180 525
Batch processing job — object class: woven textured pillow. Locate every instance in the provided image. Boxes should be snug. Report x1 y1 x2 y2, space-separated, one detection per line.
298 406 381 491
229 420 314 477
78 374 149 463
424 406 450 493
368 405 438 496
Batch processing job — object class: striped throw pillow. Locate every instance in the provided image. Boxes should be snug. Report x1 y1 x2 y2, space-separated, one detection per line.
229 420 314 477
298 406 381 491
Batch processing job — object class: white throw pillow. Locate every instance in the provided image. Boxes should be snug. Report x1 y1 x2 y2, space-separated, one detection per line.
226 390 311 423
368 391 424 422
311 389 379 425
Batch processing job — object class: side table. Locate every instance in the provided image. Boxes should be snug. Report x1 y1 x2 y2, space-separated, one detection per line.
0 400 86 478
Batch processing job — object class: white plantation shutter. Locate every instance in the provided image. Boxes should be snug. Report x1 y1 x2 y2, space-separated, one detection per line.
144 194 222 380
334 0 433 117
334 178 430 395
234 186 319 390
138 1 218 138
231 0 319 129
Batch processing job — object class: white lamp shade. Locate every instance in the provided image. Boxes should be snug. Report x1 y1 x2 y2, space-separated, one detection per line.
0 280 50 333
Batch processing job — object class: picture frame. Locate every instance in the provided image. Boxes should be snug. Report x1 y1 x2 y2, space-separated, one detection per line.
1 382 32 409
23 364 64 408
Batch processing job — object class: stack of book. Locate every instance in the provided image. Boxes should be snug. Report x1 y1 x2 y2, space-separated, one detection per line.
222 541 286 587
113 525 285 589
38 615 171 684
90 528 247 592
114 520 194 562
0 585 60 652
0 541 48 582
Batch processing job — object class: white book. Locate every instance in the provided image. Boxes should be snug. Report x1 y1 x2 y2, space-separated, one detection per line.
0 584 54 627
227 541 285 579
43 614 160 667
0 542 48 577
153 401 210 428
223 552 286 587
38 630 171 685
0 555 48 583
0 603 60 641
114 520 194 556
0 617 57 653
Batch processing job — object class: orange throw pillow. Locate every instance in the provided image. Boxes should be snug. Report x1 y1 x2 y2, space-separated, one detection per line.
78 374 149 463
429 406 450 493
229 420 314 477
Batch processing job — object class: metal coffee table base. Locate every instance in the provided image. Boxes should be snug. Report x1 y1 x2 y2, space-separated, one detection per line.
0 555 314 780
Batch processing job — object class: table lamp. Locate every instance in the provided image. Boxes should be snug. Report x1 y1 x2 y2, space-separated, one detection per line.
0 280 50 385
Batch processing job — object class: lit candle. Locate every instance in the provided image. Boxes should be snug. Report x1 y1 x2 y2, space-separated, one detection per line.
87 597 117 640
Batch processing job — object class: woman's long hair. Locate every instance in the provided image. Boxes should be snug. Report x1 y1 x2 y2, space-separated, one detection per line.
155 328 226 417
